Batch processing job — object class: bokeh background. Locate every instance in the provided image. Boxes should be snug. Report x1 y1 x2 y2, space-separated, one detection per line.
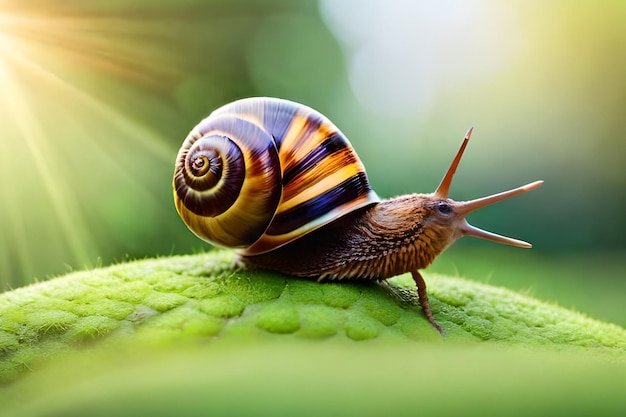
0 0 624 324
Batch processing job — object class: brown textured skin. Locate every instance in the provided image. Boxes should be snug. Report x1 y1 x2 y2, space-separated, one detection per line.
238 194 460 279
238 194 464 334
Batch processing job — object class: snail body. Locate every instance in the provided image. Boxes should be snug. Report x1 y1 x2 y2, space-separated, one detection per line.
174 97 543 333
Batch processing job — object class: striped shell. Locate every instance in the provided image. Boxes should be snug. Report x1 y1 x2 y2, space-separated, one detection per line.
173 97 380 255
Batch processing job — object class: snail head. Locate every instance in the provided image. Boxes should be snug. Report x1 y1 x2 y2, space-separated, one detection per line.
428 127 543 248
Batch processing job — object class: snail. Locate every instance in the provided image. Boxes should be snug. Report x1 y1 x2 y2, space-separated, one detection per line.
173 97 542 333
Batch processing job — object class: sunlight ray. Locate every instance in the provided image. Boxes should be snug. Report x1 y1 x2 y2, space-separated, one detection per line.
0 8 185 282
0 59 93 267
1 12 185 88
1 12 176 162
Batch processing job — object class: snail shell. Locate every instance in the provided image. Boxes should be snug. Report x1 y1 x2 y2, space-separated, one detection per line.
173 97 380 255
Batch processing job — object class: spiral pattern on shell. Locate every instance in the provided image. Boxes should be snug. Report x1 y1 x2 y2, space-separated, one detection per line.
173 97 380 254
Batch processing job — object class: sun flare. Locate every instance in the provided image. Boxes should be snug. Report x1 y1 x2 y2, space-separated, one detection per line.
0 7 179 285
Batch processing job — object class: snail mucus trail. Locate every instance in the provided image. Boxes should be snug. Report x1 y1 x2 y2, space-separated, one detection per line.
173 97 543 334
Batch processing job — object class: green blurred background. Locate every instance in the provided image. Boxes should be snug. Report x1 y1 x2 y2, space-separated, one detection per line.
0 1 624 324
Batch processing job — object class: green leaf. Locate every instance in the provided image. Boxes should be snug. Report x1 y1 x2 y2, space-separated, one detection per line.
1 250 625 384
1 250 625 415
